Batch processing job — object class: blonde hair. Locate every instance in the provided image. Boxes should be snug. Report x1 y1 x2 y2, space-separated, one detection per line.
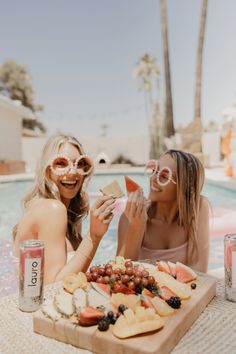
148 149 205 266
13 134 92 249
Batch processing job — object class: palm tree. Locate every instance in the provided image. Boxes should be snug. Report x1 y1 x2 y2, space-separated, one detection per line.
193 0 208 152
133 54 164 158
160 0 175 138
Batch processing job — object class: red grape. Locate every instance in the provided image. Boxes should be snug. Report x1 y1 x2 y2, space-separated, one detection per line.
121 274 130 284
134 277 141 286
127 281 135 290
90 266 99 273
85 272 92 282
98 267 105 276
125 267 133 276
91 272 98 281
125 260 133 268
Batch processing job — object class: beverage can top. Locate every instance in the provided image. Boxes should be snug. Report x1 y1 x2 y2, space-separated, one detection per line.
19 239 44 249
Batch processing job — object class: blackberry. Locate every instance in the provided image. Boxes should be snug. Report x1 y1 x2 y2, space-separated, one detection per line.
166 296 181 309
110 317 116 325
118 304 126 314
191 283 197 290
146 284 160 296
107 311 114 320
98 318 110 331
135 285 144 294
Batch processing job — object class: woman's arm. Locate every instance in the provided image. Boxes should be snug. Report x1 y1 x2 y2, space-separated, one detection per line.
19 196 115 284
193 196 210 273
117 190 147 260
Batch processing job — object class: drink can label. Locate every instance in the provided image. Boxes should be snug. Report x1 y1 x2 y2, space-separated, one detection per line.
19 240 44 312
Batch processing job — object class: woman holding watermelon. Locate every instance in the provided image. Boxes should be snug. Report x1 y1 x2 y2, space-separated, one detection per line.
117 150 209 272
13 134 116 284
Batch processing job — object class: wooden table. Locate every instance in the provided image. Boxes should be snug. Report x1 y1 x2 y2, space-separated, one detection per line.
0 278 236 354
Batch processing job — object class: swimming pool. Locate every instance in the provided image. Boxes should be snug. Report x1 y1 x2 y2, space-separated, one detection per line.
0 172 236 296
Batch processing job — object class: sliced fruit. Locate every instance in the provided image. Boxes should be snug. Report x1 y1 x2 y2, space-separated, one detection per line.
140 295 155 309
91 282 111 299
142 288 155 298
79 306 104 326
112 283 136 295
175 262 197 283
156 261 171 274
150 296 175 316
111 293 140 311
148 270 191 300
167 261 177 276
159 286 177 301
112 307 164 339
135 306 146 322
124 176 141 194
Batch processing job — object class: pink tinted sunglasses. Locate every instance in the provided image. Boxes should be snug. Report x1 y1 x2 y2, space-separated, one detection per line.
50 155 94 176
144 160 177 187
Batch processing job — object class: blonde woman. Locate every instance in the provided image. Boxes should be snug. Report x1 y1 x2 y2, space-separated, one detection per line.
117 150 209 272
13 135 116 284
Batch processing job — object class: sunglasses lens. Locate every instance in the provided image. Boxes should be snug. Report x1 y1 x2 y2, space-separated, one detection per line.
158 168 171 184
76 157 93 175
144 160 157 177
52 157 69 170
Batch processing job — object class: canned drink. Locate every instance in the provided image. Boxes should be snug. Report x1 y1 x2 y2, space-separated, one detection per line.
224 234 236 302
19 240 44 312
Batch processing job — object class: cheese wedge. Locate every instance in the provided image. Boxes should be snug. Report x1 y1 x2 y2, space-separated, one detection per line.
100 180 124 198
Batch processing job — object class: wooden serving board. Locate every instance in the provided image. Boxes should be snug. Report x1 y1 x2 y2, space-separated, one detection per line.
33 274 216 354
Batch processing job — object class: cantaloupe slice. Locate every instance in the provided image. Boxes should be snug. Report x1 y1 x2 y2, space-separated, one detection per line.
112 307 164 339
175 262 197 283
157 261 171 274
150 296 175 316
124 176 141 194
167 261 177 276
148 270 191 300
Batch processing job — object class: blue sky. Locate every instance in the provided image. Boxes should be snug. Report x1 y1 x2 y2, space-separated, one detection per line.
1 0 236 137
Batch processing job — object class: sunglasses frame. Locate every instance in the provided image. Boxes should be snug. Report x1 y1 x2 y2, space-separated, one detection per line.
50 154 94 176
144 160 177 187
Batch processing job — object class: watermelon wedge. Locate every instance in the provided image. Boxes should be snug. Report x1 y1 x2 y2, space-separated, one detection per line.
175 262 197 283
167 261 177 277
124 176 141 194
79 306 104 326
91 282 111 299
156 261 171 274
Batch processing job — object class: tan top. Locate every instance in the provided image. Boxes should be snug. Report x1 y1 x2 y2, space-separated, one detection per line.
138 218 188 263
139 242 188 264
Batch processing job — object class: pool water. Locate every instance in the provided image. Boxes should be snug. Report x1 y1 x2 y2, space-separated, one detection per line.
0 172 236 297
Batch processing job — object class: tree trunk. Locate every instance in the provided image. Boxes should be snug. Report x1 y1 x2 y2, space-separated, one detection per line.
160 0 175 138
194 0 208 152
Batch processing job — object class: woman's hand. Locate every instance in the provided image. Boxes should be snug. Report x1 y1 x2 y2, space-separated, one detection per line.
124 189 148 230
89 195 116 243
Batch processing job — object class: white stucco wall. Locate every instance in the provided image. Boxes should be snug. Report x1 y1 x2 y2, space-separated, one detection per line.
0 105 22 160
22 136 48 172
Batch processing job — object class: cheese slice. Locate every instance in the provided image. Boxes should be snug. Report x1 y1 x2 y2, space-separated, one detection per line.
100 180 124 198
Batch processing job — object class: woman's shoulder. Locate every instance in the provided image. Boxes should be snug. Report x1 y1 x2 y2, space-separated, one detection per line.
200 195 210 210
26 198 67 218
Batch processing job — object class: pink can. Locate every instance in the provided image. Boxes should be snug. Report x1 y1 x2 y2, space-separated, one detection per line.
224 233 236 302
19 240 44 312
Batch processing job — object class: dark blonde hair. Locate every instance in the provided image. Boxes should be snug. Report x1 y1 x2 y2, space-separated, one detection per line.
13 134 92 249
148 149 205 266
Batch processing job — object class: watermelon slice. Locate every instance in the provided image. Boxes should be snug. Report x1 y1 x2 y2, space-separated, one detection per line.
175 262 197 283
159 286 177 301
79 306 104 326
91 282 111 299
156 261 171 274
124 176 141 194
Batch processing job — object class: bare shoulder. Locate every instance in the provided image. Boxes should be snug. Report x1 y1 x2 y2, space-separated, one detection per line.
28 198 67 219
199 195 210 213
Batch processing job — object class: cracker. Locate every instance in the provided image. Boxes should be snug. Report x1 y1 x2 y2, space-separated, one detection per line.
100 180 124 198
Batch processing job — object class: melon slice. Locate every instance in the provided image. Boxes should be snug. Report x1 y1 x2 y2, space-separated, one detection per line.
111 293 140 311
124 176 141 194
167 261 177 276
148 270 191 300
175 262 197 283
157 261 171 274
112 307 164 339
159 286 177 301
91 282 111 299
150 296 175 316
